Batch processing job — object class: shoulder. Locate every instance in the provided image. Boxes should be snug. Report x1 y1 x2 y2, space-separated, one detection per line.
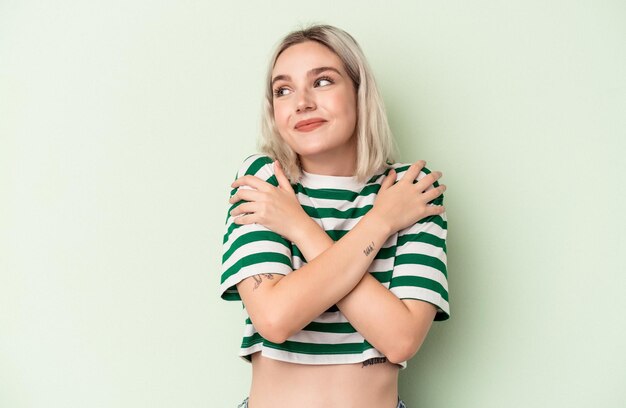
235 153 277 180
385 162 437 183
383 161 443 205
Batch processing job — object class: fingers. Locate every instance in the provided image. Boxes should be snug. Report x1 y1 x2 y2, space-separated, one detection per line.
401 160 426 185
230 202 256 217
273 161 294 192
229 188 264 204
231 175 272 192
415 171 443 192
232 213 256 225
380 168 397 191
424 205 446 217
420 184 446 203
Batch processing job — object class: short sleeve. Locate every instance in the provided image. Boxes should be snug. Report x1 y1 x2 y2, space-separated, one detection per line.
220 154 294 301
389 165 450 320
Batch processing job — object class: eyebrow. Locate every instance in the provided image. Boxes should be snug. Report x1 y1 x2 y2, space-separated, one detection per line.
271 66 343 88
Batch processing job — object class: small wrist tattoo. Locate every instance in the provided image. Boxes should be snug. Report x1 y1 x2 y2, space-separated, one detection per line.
363 241 375 256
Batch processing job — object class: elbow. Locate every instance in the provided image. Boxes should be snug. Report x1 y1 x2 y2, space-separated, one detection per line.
385 349 413 366
258 326 289 345
384 337 423 365
252 313 291 344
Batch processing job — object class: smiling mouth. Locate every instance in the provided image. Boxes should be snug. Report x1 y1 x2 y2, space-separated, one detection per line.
295 120 327 132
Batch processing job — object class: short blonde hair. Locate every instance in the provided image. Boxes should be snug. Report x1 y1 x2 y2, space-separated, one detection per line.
259 24 396 183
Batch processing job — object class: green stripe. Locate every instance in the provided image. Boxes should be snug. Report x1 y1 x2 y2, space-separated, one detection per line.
394 164 410 174
224 218 246 242
390 276 449 302
302 204 373 219
241 332 264 348
293 238 393 262
326 230 348 241
244 155 273 178
303 321 357 334
394 164 433 177
292 245 304 261
243 317 358 334
265 340 373 355
294 183 381 200
325 305 339 313
222 231 290 263
222 289 241 301
371 270 393 283
398 232 447 252
395 165 441 187
434 310 449 321
242 333 372 355
394 253 447 277
376 246 396 259
221 252 292 283
417 214 447 228
430 193 444 206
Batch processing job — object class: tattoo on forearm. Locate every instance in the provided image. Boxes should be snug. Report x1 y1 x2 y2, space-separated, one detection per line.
252 274 274 290
362 357 388 367
363 241 375 256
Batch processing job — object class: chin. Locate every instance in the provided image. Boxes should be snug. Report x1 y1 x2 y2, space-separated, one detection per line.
293 145 336 157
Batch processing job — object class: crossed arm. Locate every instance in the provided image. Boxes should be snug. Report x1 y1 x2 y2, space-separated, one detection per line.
232 161 445 364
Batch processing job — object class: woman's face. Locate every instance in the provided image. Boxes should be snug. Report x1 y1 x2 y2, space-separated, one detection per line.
271 41 358 173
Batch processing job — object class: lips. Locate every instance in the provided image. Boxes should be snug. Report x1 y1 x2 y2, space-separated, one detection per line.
295 118 327 131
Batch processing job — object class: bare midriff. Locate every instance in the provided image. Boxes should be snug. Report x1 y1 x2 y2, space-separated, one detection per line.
248 352 400 408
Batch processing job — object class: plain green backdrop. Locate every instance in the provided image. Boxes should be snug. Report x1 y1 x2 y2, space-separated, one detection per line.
1 0 625 407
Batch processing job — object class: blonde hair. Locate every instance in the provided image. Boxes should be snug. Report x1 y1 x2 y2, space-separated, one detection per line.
259 24 396 183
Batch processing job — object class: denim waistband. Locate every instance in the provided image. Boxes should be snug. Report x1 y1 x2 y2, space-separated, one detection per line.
237 397 407 407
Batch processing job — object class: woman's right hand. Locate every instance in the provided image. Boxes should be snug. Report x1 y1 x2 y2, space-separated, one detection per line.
371 161 446 234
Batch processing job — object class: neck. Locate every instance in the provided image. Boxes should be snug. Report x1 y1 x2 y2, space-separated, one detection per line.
299 141 358 177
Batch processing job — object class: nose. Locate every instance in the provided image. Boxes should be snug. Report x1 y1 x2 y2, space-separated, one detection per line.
295 88 316 113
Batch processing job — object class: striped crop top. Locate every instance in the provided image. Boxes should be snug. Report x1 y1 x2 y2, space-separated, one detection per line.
220 154 449 368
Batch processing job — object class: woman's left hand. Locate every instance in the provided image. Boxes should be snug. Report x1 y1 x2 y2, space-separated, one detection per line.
229 161 315 243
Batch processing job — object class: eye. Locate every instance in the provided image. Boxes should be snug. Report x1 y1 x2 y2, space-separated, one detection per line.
315 76 334 87
273 86 291 98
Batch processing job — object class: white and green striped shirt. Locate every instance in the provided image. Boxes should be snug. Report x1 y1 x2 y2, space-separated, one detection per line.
220 154 449 368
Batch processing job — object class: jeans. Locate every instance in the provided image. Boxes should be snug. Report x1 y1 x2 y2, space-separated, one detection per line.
237 397 407 407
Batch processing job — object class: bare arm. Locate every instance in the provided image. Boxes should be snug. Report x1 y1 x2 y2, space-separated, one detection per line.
284 166 444 363
292 223 438 364
231 160 445 355
235 210 391 344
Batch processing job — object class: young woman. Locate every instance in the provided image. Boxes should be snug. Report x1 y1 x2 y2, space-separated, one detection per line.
220 25 449 408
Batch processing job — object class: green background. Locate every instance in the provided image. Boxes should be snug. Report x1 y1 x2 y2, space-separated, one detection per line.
2 1 624 407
